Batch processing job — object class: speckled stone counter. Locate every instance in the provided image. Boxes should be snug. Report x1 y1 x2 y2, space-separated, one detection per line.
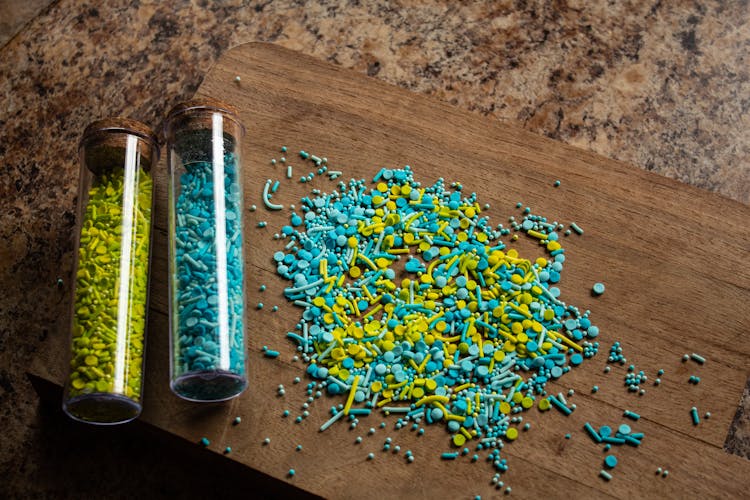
1 1 748 497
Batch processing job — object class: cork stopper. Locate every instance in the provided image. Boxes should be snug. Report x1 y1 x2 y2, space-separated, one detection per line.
79 118 158 174
166 97 241 120
164 97 245 138
164 97 245 164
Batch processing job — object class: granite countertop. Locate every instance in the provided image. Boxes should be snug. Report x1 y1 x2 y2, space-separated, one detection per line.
1 0 748 496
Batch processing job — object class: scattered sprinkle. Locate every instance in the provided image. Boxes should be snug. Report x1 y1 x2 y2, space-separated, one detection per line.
623 410 640 421
690 353 706 364
691 407 700 425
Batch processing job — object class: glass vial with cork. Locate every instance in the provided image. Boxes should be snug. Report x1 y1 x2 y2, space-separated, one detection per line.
63 118 158 424
164 98 248 402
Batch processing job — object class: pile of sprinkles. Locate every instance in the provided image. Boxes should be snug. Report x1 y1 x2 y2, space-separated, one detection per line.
267 150 603 481
190 145 719 495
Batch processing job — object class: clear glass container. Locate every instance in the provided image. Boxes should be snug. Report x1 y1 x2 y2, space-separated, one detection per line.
164 98 248 402
63 118 157 424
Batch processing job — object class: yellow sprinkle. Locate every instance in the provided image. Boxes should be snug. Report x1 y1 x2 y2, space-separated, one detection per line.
453 433 466 447
550 331 583 352
364 303 383 320
376 397 393 407
434 334 461 342
454 383 472 393
445 413 466 422
460 427 472 440
415 395 450 407
417 353 431 373
319 259 328 278
357 253 378 270
508 302 532 319
388 379 408 389
343 376 361 415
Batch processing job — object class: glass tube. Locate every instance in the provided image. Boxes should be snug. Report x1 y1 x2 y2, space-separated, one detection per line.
63 118 157 424
164 98 248 402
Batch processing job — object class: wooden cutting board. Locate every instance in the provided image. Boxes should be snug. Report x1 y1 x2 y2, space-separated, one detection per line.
32 43 750 499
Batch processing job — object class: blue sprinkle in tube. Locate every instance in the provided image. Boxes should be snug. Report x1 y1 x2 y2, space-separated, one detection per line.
165 101 247 402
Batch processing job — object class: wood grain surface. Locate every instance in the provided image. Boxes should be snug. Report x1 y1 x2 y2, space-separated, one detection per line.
32 43 750 499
